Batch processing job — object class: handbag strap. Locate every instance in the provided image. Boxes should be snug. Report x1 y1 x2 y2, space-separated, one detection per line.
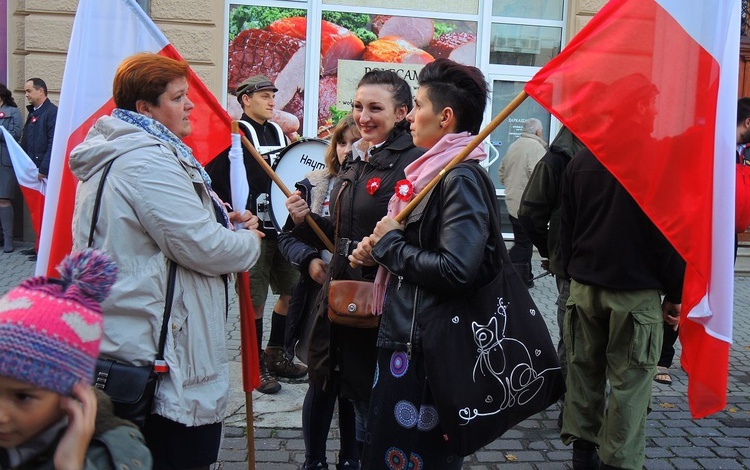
87 159 176 368
462 162 511 268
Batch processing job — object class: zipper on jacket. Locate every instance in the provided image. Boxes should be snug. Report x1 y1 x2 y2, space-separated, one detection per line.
407 285 418 360
407 216 428 360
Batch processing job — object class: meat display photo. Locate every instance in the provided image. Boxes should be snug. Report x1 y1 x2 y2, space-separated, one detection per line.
227 4 477 138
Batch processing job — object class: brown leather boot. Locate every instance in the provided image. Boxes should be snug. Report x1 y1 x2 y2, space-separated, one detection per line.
264 346 308 379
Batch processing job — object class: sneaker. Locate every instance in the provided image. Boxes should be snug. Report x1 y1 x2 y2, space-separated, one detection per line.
255 354 281 394
265 346 308 379
20 248 36 255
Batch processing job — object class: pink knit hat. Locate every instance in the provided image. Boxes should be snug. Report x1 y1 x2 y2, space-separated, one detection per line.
0 249 117 396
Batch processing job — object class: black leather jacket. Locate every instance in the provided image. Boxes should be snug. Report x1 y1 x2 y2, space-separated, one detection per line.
371 161 501 354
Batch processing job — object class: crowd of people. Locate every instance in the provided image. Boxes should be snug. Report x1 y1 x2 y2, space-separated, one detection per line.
2 50 732 470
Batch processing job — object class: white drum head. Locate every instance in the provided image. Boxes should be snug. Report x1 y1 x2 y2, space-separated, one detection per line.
269 138 329 231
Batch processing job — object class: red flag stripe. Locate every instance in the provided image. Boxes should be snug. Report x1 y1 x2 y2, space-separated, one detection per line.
524 0 737 418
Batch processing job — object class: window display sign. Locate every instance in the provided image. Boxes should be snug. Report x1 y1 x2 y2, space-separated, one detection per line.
334 59 423 111
226 3 477 139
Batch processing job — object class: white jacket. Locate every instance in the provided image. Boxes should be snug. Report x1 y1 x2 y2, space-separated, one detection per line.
70 116 260 426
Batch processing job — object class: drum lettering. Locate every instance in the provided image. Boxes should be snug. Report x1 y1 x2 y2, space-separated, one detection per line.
299 154 326 171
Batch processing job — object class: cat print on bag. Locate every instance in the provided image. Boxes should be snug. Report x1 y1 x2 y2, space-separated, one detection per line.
459 297 548 424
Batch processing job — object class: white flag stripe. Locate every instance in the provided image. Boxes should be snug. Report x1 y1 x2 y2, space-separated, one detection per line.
37 0 169 275
656 0 737 62
701 0 740 342
1 126 46 195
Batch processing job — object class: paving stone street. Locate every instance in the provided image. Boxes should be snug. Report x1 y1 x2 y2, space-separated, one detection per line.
3 243 749 469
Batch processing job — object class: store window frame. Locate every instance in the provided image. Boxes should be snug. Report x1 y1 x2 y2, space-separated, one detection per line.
479 0 568 239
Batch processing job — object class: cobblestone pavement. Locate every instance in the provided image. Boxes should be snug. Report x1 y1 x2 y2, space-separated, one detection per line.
2 244 749 469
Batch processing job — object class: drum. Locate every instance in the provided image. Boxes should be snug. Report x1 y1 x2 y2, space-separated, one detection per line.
269 138 329 231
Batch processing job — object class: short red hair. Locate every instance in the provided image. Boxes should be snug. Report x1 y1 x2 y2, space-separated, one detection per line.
113 53 189 111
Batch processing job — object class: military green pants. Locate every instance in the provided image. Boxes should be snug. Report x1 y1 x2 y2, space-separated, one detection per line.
561 281 663 470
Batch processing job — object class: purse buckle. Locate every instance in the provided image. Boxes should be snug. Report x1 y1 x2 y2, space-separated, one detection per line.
347 302 357 313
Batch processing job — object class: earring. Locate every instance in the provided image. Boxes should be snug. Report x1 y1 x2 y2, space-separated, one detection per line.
439 122 443 128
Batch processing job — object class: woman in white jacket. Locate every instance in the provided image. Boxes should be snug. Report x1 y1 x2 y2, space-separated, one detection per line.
69 53 262 469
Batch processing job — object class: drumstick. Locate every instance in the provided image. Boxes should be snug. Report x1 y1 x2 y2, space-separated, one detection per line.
350 90 529 268
238 130 336 253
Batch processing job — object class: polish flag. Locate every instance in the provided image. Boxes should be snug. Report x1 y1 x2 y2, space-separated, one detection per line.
525 0 738 418
0 126 46 238
37 0 231 276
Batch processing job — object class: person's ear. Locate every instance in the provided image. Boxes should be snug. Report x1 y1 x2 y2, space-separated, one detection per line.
241 93 252 108
440 107 455 131
395 105 408 122
135 100 152 117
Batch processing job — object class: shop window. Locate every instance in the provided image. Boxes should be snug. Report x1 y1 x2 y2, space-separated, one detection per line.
488 79 551 234
318 12 478 136
489 23 561 67
492 0 563 21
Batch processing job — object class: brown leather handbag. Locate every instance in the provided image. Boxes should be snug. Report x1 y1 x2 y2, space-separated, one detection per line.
328 279 380 329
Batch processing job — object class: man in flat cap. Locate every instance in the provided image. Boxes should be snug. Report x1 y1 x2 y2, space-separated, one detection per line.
207 75 305 395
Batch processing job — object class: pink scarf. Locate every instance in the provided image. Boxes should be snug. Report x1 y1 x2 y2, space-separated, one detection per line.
373 132 487 314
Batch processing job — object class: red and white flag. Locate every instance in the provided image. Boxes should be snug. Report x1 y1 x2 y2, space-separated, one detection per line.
525 0 739 418
1 126 45 238
37 0 231 276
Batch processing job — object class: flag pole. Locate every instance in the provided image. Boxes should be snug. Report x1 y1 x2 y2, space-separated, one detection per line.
231 120 258 470
237 271 257 470
350 90 529 267
237 130 335 253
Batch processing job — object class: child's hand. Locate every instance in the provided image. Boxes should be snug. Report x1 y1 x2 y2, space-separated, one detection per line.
54 382 97 470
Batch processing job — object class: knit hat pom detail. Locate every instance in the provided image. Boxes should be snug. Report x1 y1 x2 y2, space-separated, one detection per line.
56 248 117 303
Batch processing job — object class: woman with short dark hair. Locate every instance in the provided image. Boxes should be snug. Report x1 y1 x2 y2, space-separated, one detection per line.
351 58 499 468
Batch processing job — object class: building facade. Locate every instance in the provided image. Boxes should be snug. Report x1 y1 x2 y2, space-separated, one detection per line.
3 0 604 238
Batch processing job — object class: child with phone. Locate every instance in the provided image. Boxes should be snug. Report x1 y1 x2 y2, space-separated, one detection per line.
0 249 152 469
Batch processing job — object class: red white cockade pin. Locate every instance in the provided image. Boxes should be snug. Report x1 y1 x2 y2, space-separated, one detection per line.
394 179 414 201
366 177 381 195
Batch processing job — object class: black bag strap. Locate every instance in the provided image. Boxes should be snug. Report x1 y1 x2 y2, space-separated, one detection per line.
461 162 511 267
87 159 176 367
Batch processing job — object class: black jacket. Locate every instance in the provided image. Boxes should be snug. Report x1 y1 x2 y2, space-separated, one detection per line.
291 127 424 400
20 98 58 175
518 127 584 277
371 162 502 354
560 147 685 302
206 113 286 237
277 171 334 360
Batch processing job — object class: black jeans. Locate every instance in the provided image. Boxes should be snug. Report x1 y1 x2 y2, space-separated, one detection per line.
303 371 359 467
658 322 680 368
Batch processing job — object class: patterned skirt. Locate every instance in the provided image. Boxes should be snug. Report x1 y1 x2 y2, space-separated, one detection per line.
361 348 463 470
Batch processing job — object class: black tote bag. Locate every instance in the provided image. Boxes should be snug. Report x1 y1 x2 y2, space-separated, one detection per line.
417 165 565 456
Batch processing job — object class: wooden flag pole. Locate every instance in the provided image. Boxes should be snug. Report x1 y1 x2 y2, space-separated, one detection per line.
237 129 335 253
231 121 258 470
350 90 529 268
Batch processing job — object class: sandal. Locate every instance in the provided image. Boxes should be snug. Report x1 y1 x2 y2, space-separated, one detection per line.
654 366 672 385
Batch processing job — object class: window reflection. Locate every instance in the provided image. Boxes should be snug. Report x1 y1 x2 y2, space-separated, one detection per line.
489 23 561 66
492 0 563 21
